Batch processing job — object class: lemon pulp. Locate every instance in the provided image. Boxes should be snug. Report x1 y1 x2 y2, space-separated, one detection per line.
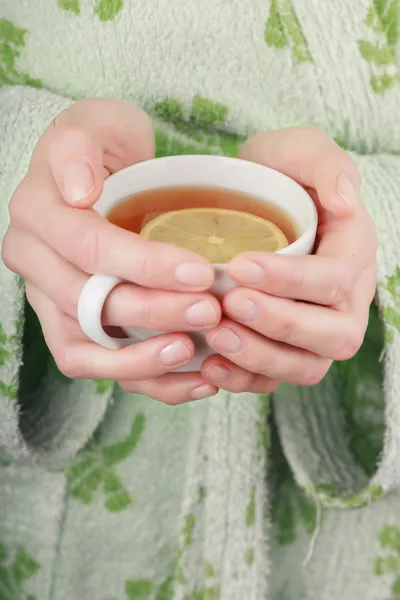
140 207 288 263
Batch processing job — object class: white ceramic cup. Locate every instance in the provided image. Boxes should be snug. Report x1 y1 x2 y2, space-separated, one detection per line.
78 155 318 371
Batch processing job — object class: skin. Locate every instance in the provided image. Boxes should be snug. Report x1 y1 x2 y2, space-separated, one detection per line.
1 99 377 404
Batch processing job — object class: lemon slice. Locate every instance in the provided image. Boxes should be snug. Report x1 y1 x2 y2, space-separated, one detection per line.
140 207 288 263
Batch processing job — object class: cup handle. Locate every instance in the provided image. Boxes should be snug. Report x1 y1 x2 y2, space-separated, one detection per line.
78 275 135 350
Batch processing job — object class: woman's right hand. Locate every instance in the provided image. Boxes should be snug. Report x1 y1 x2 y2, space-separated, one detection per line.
1 98 221 404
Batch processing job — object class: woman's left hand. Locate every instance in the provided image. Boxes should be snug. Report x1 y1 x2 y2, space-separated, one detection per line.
201 127 378 394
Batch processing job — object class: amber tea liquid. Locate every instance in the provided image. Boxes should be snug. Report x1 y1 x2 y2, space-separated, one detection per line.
106 185 298 245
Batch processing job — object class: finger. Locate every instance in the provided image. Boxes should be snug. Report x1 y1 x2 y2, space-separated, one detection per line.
239 127 361 216
227 254 355 305
26 286 198 381
205 319 332 386
315 199 377 265
119 374 218 404
223 287 369 361
201 355 280 394
10 175 215 291
227 208 376 305
3 226 84 318
103 286 221 331
4 227 221 330
227 253 366 305
31 98 154 207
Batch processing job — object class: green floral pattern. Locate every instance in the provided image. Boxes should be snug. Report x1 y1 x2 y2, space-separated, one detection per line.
1 3 400 598
374 525 400 598
0 543 40 600
0 20 42 88
58 0 80 15
65 413 146 512
244 549 255 567
59 0 124 21
95 379 115 394
358 0 400 95
183 562 220 600
382 266 400 346
184 587 220 600
270 420 317 545
265 0 312 63
246 487 256 528
174 513 196 584
94 0 124 21
154 96 243 159
336 303 385 477
314 482 384 509
172 510 220 598
109 575 174 600
0 318 22 399
244 486 257 567
112 563 219 600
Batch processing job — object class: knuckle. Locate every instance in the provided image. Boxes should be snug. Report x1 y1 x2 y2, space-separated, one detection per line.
331 265 354 304
8 180 29 225
274 314 296 343
132 249 150 282
334 325 365 361
1 232 18 273
282 263 304 295
52 123 90 149
70 225 101 274
258 353 280 379
299 360 332 386
54 345 80 379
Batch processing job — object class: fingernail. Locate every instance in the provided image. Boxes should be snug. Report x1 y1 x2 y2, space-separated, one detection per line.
175 262 214 288
229 260 266 285
190 384 218 400
225 296 257 322
185 300 218 327
160 341 192 366
205 364 231 383
209 328 242 354
336 175 358 210
62 158 95 204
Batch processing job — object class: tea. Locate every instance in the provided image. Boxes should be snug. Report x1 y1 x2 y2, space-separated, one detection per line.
106 185 298 245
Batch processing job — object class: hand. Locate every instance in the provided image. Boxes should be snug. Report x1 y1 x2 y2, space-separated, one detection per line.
201 127 377 393
2 98 220 404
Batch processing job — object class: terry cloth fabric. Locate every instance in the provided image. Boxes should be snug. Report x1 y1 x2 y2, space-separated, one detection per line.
1 1 400 599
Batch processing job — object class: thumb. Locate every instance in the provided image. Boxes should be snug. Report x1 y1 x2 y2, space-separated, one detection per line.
239 127 361 218
37 98 154 208
49 127 105 207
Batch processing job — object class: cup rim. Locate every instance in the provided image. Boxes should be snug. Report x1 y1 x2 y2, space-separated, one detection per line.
100 154 318 265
